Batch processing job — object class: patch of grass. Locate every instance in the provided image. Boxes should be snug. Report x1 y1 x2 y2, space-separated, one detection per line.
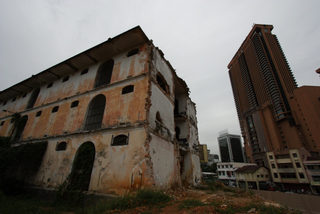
84 189 171 214
179 199 206 210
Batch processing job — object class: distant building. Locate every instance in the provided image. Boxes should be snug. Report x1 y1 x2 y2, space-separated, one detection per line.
208 153 219 165
304 156 320 194
199 144 209 163
218 131 244 163
235 165 271 190
217 162 255 186
228 24 320 166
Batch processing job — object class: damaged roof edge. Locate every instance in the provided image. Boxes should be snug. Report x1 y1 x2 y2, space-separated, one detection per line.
154 47 190 95
0 26 149 101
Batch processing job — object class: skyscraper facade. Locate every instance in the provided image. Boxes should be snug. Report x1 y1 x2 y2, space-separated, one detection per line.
218 131 244 163
227 24 305 166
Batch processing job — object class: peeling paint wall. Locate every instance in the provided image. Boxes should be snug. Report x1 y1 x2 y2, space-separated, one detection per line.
0 30 201 194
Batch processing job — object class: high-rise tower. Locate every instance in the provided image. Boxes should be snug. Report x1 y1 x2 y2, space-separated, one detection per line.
228 24 303 166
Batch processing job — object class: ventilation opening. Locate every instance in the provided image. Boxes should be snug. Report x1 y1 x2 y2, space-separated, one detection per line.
36 111 42 117
127 48 139 57
122 85 134 94
112 134 129 146
70 100 79 108
52 106 59 113
81 68 89 75
56 142 67 151
62 76 69 82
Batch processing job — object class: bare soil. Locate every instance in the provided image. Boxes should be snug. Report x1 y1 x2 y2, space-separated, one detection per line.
109 186 283 214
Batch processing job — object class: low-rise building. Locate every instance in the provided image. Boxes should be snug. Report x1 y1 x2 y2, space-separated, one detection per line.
235 165 271 190
267 148 310 192
217 162 255 186
304 156 320 194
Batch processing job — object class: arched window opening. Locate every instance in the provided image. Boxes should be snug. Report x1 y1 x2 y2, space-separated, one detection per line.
156 111 163 124
70 100 79 108
69 142 95 191
84 95 106 131
52 106 59 113
112 134 129 146
56 141 67 151
156 73 169 94
127 48 139 57
122 85 134 94
26 88 40 109
95 60 114 88
13 115 28 142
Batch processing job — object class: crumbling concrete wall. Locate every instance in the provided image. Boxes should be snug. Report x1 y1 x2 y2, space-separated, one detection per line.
0 39 201 194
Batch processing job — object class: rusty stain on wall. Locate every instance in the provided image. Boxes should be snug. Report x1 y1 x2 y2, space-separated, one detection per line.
0 26 201 195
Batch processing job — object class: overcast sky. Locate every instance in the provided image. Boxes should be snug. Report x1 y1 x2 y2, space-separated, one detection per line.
0 0 319 156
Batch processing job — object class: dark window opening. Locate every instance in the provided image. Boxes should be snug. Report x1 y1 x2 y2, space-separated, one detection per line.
84 95 106 131
13 115 28 142
122 85 134 94
26 88 40 109
81 68 89 75
127 48 139 57
156 111 163 124
0 121 4 126
274 173 278 178
56 142 67 151
3 101 7 106
156 73 169 94
95 60 114 88
271 164 276 168
292 153 298 158
47 82 53 88
12 97 16 102
36 111 42 117
52 106 59 113
71 100 79 108
112 134 129 146
62 76 69 82
296 162 301 168
22 93 27 98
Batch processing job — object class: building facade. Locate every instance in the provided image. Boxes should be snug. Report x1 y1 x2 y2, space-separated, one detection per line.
228 24 319 166
217 162 255 186
0 26 201 195
235 165 271 190
218 131 244 163
304 156 320 194
266 148 310 191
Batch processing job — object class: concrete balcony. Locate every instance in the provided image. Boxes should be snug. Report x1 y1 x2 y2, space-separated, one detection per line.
277 168 295 173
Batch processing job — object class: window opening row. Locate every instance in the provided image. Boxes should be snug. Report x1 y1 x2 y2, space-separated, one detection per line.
2 47 139 107
55 134 129 151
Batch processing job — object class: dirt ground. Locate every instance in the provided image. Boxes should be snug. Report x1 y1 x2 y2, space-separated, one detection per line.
109 186 285 214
